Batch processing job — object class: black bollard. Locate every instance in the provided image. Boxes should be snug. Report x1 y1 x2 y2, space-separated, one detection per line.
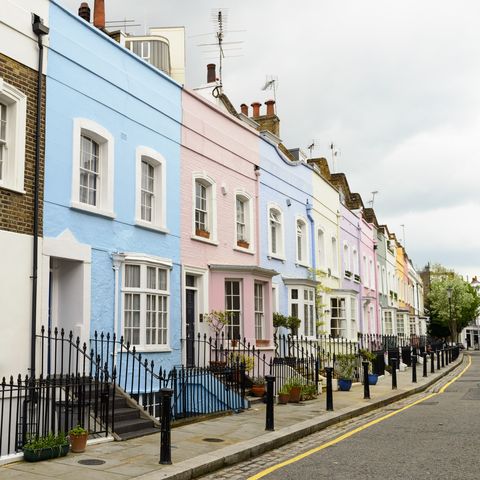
430 352 435 374
441 349 445 368
391 358 397 390
362 361 370 399
422 353 428 378
326 367 334 411
437 350 441 370
159 388 174 465
449 348 453 363
445 348 449 366
412 354 417 383
265 375 275 431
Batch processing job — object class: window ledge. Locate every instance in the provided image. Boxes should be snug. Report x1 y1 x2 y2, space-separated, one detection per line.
267 254 286 262
0 182 25 195
135 220 169 234
191 235 219 246
133 346 172 353
234 246 255 255
71 201 115 219
295 261 310 268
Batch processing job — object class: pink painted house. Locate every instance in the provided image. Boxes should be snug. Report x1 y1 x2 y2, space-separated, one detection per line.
180 82 277 366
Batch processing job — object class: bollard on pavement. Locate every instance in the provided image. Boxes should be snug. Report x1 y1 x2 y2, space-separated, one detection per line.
441 349 445 368
391 358 397 390
412 354 417 383
265 375 275 431
362 361 370 399
437 350 441 370
430 351 435 374
159 388 174 465
449 348 453 363
422 353 428 378
325 367 334 411
445 348 449 366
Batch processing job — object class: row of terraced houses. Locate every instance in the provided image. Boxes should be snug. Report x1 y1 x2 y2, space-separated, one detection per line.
1 0 427 386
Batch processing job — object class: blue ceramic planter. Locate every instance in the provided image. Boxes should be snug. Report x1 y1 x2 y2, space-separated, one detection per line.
368 373 378 385
338 379 352 391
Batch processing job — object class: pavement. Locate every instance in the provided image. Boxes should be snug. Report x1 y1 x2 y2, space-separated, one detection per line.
0 353 465 480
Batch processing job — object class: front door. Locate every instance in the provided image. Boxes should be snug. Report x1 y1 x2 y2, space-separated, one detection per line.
186 289 196 367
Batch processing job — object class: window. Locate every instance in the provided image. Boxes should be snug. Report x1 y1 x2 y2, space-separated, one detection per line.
135 147 166 230
353 248 359 278
409 316 416 336
303 288 315 337
193 174 216 240
331 236 338 274
343 243 350 275
317 229 326 269
141 41 151 61
369 259 374 290
225 280 241 339
350 297 357 337
254 283 264 340
330 298 346 338
0 79 27 192
235 193 253 249
268 206 284 257
296 218 308 265
123 262 169 348
397 313 404 335
71 118 114 217
384 311 393 335
363 256 368 286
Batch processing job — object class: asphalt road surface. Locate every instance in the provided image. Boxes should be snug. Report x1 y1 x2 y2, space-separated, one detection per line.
204 353 479 480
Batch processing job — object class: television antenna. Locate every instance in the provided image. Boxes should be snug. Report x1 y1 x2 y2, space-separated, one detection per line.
261 75 279 111
306 139 321 159
330 142 340 173
105 19 140 34
368 190 379 208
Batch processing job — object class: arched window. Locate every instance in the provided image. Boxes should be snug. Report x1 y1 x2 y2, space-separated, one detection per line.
317 228 326 269
268 206 284 257
235 191 253 250
343 243 350 275
296 218 308 265
192 173 217 241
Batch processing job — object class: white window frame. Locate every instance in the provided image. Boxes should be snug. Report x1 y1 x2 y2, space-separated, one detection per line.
121 255 172 351
192 172 217 244
317 227 326 270
343 242 351 277
295 216 309 267
234 190 254 252
71 118 115 218
0 78 26 193
135 146 167 232
352 248 359 280
267 203 285 260
254 282 265 340
331 236 338 276
350 297 357 339
384 310 393 335
330 297 346 338
288 286 316 338
225 279 242 340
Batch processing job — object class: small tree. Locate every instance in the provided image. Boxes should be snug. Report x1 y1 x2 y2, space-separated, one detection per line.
204 310 232 337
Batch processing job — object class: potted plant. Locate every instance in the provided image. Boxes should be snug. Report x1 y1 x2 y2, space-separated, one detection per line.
195 228 210 239
277 384 290 404
301 383 318 401
335 353 357 391
237 239 249 249
287 316 301 336
23 433 69 462
360 349 378 385
69 425 88 453
287 377 304 403
250 377 266 397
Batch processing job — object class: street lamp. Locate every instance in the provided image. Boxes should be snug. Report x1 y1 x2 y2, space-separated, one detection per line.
447 287 453 344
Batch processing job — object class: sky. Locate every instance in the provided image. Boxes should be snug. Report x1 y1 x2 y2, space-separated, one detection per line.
62 0 480 278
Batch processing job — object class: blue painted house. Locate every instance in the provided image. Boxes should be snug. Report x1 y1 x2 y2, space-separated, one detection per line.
42 1 182 372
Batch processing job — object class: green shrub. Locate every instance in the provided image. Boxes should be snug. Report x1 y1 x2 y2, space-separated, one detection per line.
335 354 357 380
24 433 67 451
68 425 87 436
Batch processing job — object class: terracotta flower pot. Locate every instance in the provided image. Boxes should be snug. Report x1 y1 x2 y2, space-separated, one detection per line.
255 339 270 347
288 386 302 403
277 392 290 404
70 432 88 453
237 239 249 249
250 385 266 397
196 228 210 239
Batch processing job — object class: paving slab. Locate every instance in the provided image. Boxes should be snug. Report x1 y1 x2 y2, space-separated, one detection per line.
0 354 465 480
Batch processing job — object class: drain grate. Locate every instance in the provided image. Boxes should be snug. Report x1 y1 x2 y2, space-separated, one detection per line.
78 459 106 466
203 438 224 443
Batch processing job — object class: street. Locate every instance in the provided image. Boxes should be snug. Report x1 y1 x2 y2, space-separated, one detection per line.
203 353 478 480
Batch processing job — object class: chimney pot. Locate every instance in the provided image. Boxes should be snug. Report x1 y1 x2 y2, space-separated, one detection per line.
251 102 261 117
94 0 105 29
78 2 91 22
240 103 248 116
207 64 216 83
265 99 275 116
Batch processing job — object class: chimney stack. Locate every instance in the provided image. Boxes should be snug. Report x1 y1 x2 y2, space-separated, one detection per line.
265 99 275 116
78 2 91 22
251 102 261 117
94 0 105 29
207 64 216 83
240 104 248 116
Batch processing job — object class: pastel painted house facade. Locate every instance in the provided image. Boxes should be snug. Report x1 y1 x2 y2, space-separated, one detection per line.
257 132 315 339
181 85 278 365
42 1 182 369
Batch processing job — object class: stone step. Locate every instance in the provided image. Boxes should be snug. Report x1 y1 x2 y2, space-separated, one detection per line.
117 426 160 441
114 417 155 435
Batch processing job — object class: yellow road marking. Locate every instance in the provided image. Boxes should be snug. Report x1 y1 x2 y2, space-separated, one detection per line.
248 355 471 480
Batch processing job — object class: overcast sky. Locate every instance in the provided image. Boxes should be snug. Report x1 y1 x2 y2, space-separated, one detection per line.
62 0 480 278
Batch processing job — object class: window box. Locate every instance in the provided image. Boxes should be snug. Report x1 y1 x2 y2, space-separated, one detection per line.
255 339 269 347
344 270 352 278
196 228 210 239
237 239 250 249
353 274 361 283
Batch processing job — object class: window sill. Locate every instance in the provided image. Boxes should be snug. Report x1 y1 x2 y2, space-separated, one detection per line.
131 346 172 353
71 201 115 219
0 182 25 195
191 235 219 246
295 261 310 268
234 246 255 255
267 254 285 262
135 220 169 234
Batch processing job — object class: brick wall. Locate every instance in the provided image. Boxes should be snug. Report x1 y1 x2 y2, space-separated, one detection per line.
0 52 45 236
